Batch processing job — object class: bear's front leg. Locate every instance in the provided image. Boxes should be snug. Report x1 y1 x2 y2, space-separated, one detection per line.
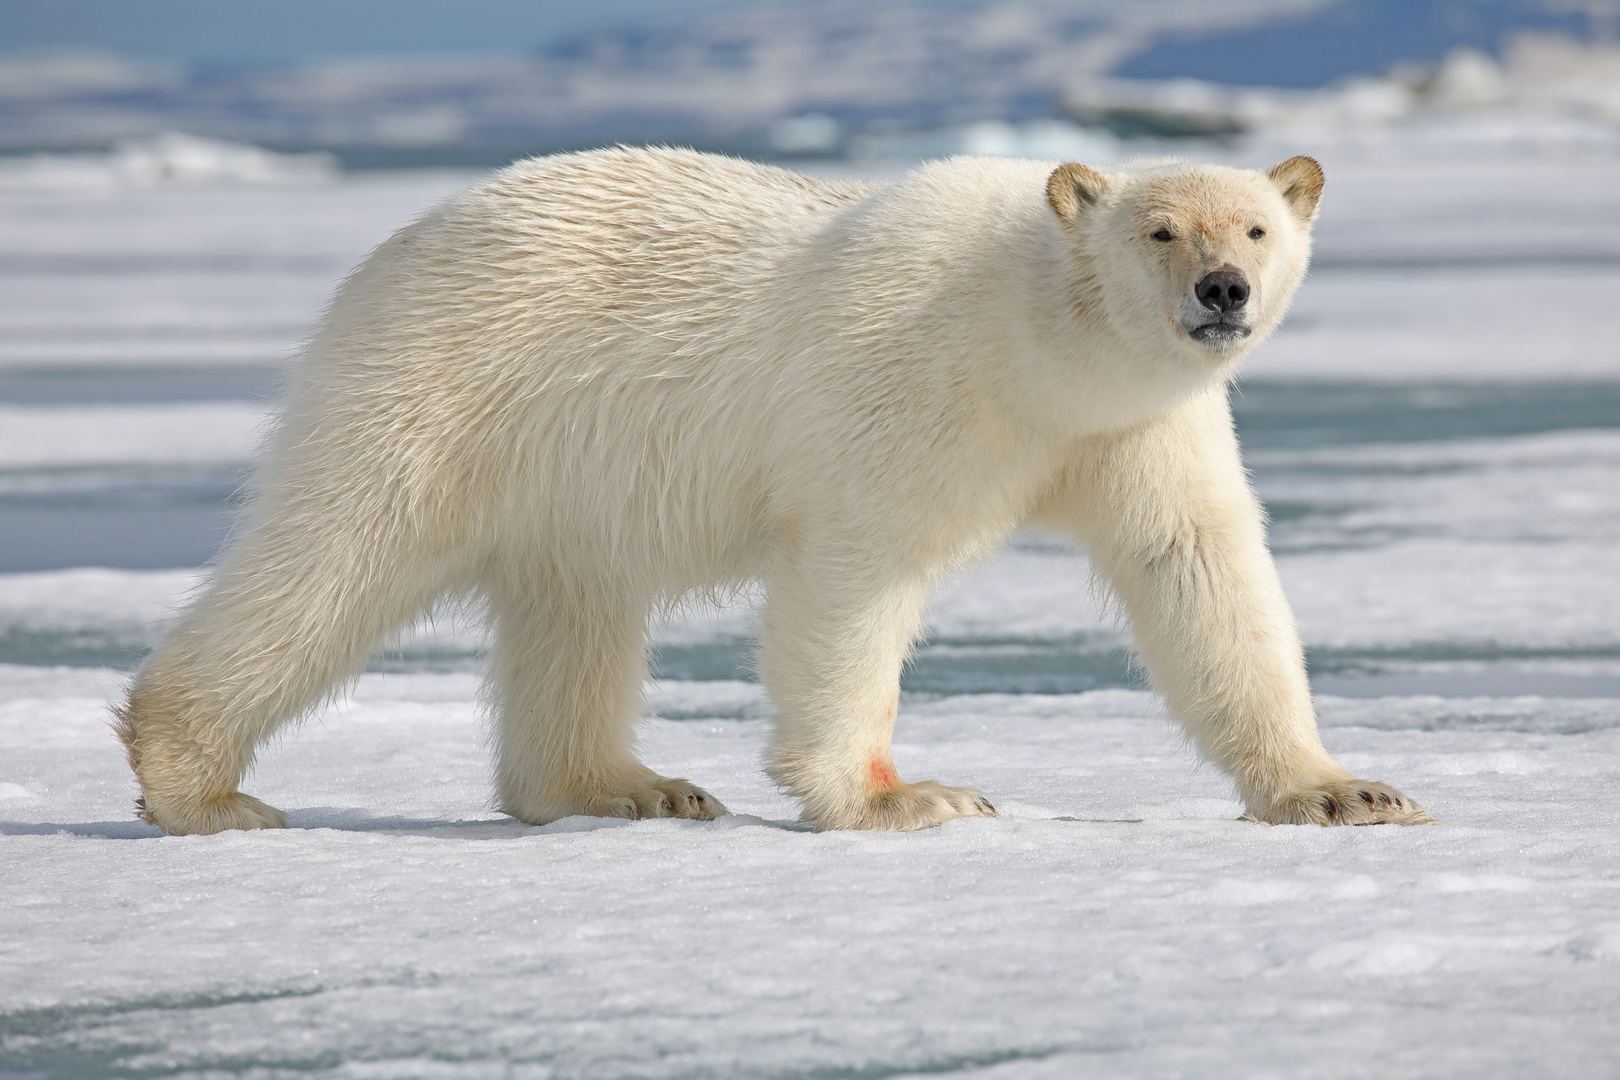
1044 386 1432 826
758 553 995 831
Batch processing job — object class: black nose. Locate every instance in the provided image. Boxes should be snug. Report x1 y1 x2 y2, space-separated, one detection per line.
1196 271 1249 313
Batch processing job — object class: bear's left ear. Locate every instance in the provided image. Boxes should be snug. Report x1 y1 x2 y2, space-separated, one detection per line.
1047 163 1108 226
1267 156 1324 223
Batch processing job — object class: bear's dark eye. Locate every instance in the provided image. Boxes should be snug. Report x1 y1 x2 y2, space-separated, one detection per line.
1248 226 1266 240
1151 229 1173 242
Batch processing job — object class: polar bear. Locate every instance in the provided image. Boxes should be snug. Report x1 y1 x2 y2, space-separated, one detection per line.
116 147 1431 835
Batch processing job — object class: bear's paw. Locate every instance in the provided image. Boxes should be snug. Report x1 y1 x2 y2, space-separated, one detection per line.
507 777 728 824
137 790 289 835
815 780 996 832
592 778 728 822
1249 779 1434 827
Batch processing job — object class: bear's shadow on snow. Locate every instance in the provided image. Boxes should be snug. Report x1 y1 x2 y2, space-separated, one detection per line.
0 812 1268 840
0 819 165 839
0 809 813 840
283 807 816 837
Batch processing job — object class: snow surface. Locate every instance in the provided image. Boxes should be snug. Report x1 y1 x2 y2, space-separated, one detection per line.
3 141 1620 1077
5 667 1620 1078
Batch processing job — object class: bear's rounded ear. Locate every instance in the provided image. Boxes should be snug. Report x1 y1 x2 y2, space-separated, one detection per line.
1267 156 1324 223
1047 163 1108 226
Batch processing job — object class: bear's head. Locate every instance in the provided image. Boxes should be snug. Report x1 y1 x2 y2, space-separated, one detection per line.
1046 156 1323 364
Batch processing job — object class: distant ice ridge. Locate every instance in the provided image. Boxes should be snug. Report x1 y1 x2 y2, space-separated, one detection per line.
848 118 1126 163
0 4 1316 157
854 41 1620 163
0 133 339 193
8 17 1620 166
1067 37 1620 155
17 4 1620 166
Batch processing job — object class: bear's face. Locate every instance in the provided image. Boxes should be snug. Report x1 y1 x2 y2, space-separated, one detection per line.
1048 157 1323 366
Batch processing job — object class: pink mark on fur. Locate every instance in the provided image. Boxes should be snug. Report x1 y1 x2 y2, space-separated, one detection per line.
868 758 900 790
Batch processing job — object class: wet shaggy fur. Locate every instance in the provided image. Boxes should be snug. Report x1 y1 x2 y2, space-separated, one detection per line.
115 147 1431 835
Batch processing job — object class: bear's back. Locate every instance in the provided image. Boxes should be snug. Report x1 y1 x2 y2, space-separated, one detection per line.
408 149 876 350
296 148 875 437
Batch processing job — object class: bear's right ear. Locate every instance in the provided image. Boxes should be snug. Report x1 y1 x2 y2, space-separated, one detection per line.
1047 163 1108 226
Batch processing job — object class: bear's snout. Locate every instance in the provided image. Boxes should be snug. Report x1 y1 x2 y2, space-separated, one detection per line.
1183 266 1256 348
1195 270 1249 313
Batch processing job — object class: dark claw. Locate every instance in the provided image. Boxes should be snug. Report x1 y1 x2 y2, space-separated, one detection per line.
1360 790 1375 805
1322 796 1339 819
1378 793 1392 807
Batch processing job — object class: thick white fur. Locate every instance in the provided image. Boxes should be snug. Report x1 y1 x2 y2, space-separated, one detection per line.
115 147 1430 834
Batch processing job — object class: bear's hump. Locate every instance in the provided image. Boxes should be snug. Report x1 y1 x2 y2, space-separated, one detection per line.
465 147 876 234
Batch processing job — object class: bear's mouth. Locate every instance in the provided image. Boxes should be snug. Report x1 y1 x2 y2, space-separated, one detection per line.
1187 321 1252 345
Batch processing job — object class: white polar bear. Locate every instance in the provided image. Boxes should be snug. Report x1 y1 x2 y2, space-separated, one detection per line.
116 147 1432 835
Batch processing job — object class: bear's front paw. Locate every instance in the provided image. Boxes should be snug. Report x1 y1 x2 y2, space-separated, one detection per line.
137 790 289 835
815 780 996 832
1248 779 1434 827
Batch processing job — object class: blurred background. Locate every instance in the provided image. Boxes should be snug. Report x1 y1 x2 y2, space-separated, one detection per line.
2 0 1619 699
4 0 1620 166
4 0 1620 165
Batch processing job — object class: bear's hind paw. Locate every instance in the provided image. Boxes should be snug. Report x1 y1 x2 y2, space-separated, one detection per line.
1249 779 1434 827
138 791 289 835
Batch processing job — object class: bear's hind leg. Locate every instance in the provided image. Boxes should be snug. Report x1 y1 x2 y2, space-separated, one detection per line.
487 569 725 824
118 513 465 835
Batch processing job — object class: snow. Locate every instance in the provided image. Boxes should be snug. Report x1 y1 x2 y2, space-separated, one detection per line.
0 403 266 469
4 138 1620 1077
5 668 1620 1077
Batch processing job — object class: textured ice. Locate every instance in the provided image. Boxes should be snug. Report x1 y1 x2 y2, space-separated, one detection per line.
4 668 1620 1078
